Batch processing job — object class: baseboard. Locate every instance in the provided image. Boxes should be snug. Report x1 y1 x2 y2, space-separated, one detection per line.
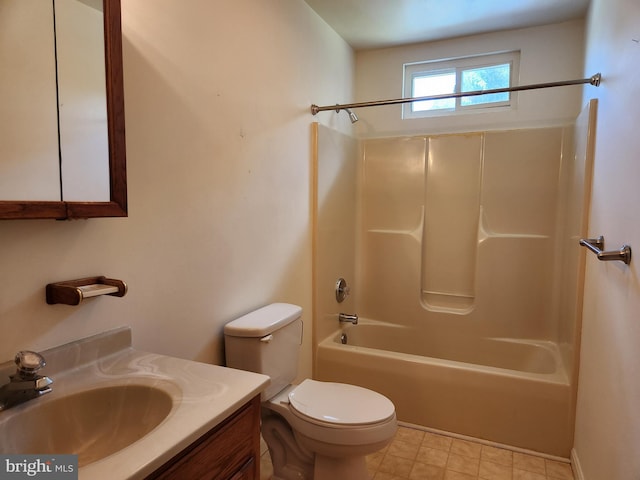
571 448 585 480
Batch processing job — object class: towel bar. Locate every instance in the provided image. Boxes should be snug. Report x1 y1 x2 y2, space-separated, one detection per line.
579 236 632 265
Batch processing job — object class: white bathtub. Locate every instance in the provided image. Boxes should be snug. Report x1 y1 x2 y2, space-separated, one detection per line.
315 320 573 457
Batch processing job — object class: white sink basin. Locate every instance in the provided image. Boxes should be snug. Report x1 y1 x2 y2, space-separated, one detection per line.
0 384 173 466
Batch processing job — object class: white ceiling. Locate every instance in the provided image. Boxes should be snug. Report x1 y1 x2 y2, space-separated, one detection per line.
303 0 590 50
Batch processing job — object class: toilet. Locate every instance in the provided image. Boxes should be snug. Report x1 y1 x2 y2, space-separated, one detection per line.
224 303 397 480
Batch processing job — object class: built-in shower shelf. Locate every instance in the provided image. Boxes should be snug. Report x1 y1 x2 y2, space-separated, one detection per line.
46 276 128 305
422 290 475 313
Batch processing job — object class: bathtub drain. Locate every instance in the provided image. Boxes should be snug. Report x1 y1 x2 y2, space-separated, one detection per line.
340 333 348 344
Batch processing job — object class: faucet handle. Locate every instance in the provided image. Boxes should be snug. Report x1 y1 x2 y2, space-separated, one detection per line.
335 278 351 303
15 351 46 377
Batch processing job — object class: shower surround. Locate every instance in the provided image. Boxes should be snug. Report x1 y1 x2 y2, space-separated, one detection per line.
312 101 596 457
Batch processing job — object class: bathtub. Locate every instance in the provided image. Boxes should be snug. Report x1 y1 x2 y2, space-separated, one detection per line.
315 320 573 457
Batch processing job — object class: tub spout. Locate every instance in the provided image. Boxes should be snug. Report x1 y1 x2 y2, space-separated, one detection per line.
338 313 358 325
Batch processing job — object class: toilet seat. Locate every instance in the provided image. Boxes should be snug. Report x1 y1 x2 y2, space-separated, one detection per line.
288 379 395 426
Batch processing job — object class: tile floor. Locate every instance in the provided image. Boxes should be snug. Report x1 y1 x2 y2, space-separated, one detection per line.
259 425 575 480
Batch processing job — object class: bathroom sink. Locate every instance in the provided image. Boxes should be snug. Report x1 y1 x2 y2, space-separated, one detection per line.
0 384 173 466
0 327 269 480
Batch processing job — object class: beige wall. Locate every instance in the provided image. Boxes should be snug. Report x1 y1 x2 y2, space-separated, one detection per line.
354 19 586 137
573 0 640 478
0 0 354 382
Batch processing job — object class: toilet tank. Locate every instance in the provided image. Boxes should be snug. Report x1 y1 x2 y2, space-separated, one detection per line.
224 303 303 400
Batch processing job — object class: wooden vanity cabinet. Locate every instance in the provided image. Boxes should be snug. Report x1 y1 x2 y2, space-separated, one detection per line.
146 395 261 480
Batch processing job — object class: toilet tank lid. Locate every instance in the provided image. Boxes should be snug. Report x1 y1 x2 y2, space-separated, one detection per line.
224 303 302 337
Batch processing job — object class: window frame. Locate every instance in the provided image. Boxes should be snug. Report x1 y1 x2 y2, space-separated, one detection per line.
402 51 520 119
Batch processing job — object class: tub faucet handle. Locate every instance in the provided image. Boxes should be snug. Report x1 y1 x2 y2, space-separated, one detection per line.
335 278 351 303
338 313 358 325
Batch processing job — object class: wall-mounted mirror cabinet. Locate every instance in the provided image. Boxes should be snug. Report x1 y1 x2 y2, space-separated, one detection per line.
0 0 126 219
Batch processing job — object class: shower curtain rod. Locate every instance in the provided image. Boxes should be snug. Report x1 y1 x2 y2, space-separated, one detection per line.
310 73 601 115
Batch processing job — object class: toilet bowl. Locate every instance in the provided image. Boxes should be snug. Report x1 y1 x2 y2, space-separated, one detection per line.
265 380 396 479
224 303 397 480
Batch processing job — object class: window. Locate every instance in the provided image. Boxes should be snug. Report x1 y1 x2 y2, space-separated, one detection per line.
403 51 520 119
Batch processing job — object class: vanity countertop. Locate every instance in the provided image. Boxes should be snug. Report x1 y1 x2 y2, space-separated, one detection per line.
0 327 269 480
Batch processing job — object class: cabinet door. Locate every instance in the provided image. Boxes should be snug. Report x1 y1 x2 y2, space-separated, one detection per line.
147 396 259 480
228 458 255 480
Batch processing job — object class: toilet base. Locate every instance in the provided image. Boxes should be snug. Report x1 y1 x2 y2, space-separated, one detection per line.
262 413 314 480
262 410 375 480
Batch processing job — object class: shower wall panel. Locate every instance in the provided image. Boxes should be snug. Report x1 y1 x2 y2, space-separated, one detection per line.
362 137 426 232
312 124 359 357
358 127 567 342
477 128 563 339
359 137 425 323
554 100 597 376
482 129 563 236
422 134 482 312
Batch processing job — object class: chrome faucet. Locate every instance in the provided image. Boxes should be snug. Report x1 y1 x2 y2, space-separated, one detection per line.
0 351 53 411
338 313 358 325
